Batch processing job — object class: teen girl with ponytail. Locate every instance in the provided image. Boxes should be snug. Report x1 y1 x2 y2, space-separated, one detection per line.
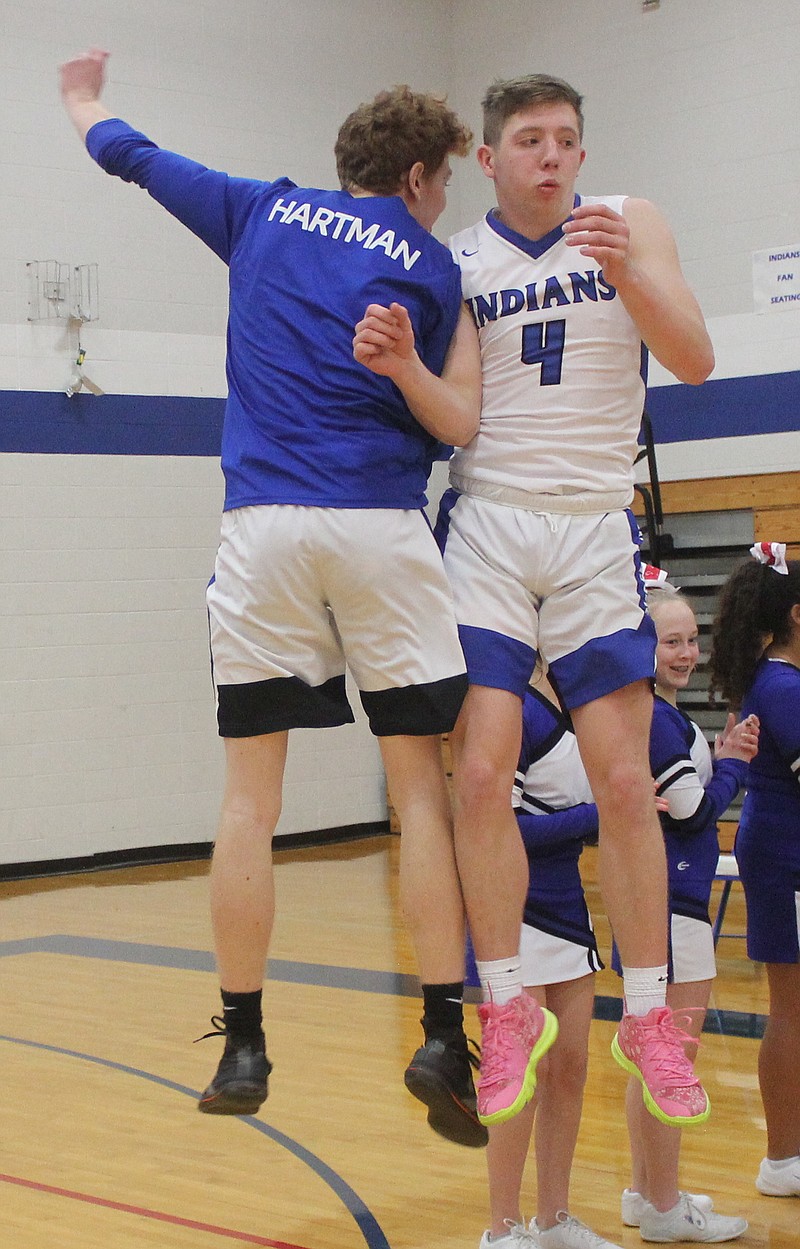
709 542 800 1200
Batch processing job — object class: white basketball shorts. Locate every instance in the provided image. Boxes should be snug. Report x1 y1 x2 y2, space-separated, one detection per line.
437 492 656 709
207 504 467 737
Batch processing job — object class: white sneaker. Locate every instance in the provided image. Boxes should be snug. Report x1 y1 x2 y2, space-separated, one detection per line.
480 1222 539 1249
530 1211 623 1249
621 1190 714 1228
639 1194 747 1243
755 1154 800 1196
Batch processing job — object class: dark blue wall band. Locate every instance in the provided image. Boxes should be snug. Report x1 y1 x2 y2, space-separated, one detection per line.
646 368 800 444
0 390 224 456
1 370 798 457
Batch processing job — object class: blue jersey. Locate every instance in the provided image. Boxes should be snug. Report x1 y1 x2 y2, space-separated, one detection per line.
514 688 598 933
738 657 800 865
650 696 746 900
86 119 463 512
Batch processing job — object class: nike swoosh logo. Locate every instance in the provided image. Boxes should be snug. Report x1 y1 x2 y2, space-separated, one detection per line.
677 860 690 870
461 247 479 256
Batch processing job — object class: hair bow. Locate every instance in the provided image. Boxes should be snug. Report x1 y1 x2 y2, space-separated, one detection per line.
750 542 788 575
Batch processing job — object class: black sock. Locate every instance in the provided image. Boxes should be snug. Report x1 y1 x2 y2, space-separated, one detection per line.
421 982 464 1040
220 989 263 1042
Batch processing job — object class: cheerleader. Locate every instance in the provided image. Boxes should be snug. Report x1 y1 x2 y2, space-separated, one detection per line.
477 671 617 1249
709 543 800 1199
617 572 755 1241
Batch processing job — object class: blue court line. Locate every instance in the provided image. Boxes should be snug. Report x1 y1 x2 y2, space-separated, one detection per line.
0 934 766 1039
0 1033 390 1249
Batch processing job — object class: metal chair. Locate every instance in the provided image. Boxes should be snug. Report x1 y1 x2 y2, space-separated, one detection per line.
712 853 745 946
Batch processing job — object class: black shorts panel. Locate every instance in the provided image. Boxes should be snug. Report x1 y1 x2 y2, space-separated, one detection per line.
360 673 468 738
217 674 354 737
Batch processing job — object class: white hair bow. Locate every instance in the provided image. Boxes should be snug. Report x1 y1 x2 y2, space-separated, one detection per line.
750 542 788 575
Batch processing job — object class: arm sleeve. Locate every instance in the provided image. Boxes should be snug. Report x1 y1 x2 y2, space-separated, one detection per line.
517 804 600 854
651 711 746 836
86 117 267 263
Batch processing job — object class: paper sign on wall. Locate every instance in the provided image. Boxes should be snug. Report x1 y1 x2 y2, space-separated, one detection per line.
752 245 800 312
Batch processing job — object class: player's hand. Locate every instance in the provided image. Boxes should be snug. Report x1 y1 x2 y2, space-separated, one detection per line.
59 48 109 104
715 712 759 763
561 202 631 280
653 779 669 814
353 302 416 378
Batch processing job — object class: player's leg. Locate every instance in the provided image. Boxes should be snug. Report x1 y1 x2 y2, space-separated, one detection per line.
570 681 668 974
440 497 558 1127
199 731 288 1114
453 686 558 1126
380 732 487 1148
573 686 709 1127
328 506 483 1145
630 980 747 1241
200 504 354 1114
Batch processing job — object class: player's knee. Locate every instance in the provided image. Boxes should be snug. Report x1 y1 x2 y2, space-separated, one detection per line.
455 752 512 814
593 759 651 822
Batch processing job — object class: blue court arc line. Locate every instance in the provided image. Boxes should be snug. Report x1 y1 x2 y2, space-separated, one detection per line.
0 1032 390 1249
0 934 767 1039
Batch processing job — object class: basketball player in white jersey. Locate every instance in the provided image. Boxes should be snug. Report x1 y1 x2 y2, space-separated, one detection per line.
436 74 716 1143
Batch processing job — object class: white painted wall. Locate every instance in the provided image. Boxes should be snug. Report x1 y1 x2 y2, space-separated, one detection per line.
2 0 799 865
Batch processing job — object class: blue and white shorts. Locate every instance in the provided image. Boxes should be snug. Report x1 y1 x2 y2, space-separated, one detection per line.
437 491 656 709
207 504 467 738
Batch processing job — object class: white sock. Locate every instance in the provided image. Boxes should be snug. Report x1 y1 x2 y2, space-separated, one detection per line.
765 1154 800 1168
622 964 668 1016
475 956 523 1005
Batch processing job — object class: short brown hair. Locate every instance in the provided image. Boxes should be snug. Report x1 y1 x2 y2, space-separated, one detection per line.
335 85 472 195
481 74 584 147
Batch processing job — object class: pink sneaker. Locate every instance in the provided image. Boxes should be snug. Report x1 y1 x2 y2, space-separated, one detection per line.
476 993 558 1125
611 1006 710 1126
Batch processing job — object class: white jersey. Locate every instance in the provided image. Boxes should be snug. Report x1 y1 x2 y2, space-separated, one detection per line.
449 196 645 513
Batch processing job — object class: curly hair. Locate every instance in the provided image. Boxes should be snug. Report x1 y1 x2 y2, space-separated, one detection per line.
708 557 800 708
335 86 472 195
481 73 584 147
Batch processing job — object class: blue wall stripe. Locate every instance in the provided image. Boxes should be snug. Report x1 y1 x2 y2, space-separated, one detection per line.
1 371 798 458
646 368 800 444
1 390 224 456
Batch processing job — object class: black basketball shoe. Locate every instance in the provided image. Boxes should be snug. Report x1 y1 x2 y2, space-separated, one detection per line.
404 1029 488 1147
196 1016 272 1116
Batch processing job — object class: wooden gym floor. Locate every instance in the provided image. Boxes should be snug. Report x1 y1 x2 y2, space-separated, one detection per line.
1 835 796 1249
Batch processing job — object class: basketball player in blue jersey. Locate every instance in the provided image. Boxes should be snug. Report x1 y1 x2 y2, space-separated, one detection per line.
436 73 716 1130
709 544 800 1200
59 48 491 1147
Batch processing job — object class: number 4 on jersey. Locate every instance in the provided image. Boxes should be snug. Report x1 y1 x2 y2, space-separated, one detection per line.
521 318 566 385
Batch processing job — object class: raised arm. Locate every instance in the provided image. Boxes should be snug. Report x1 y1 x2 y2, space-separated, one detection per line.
563 197 714 385
60 48 114 141
353 301 481 447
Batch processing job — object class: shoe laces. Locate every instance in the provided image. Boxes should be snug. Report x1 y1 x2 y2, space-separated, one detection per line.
480 1014 519 1088
194 1014 228 1043
502 1219 539 1246
550 1212 609 1248
638 1009 702 1088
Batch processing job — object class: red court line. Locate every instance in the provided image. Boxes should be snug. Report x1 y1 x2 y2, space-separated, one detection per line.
0 1172 312 1249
